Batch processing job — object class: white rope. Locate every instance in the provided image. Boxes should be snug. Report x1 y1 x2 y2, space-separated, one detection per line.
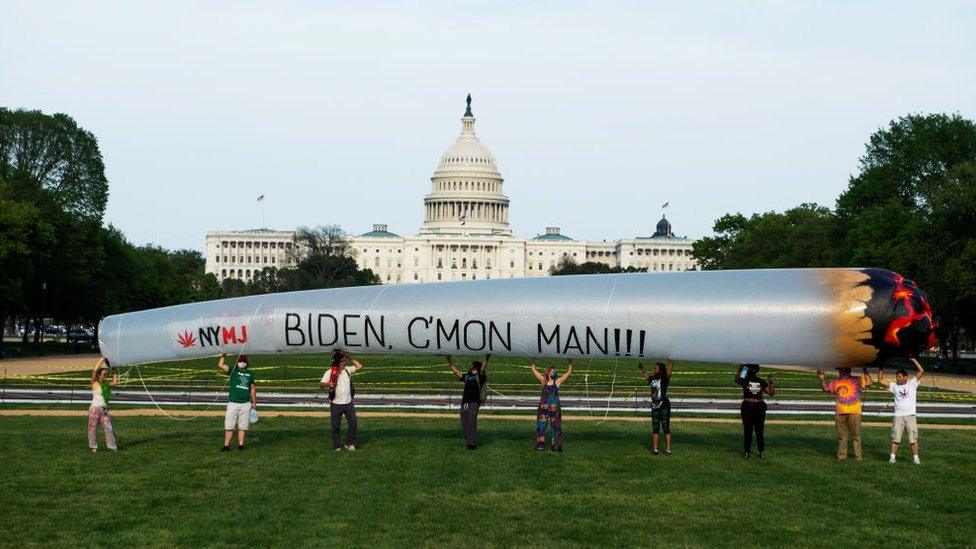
129 293 270 421
596 359 618 425
134 364 228 421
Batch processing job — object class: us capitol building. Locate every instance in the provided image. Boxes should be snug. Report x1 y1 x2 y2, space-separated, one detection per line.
205 97 698 284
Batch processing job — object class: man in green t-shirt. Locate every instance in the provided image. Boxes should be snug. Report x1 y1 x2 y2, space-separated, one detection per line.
217 353 256 452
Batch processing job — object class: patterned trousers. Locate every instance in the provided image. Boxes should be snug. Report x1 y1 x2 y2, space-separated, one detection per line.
88 406 117 450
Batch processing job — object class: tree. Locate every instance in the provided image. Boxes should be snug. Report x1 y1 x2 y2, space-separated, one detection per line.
0 108 109 353
549 255 648 276
290 225 379 289
691 204 839 270
0 108 108 221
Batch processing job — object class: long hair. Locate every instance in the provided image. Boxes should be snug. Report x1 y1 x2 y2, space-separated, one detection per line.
652 362 666 378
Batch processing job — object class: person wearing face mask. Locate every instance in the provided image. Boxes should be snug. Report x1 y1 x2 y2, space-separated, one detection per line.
216 353 257 452
446 354 490 450
530 358 573 452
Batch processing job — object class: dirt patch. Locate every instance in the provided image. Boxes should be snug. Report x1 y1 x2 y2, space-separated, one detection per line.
1 408 973 430
0 354 101 377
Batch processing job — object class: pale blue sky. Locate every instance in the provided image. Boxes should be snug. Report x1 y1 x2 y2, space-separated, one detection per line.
2 1 974 251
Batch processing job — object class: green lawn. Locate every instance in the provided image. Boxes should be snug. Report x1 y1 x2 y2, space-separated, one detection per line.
1 415 974 546
11 353 974 404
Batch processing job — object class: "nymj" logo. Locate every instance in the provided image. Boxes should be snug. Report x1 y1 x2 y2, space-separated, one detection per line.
176 325 249 349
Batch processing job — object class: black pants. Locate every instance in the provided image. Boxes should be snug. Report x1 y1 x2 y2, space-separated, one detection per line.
461 401 480 446
330 403 357 449
740 401 767 453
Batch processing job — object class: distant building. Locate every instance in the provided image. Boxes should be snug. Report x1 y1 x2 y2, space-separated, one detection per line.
205 98 697 283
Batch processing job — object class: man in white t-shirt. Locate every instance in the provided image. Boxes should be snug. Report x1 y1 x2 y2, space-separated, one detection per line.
320 350 363 451
878 358 924 464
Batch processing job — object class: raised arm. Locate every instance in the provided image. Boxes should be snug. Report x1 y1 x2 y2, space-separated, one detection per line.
637 363 651 381
349 357 364 372
530 360 545 383
910 357 925 380
91 357 107 382
481 354 491 374
109 363 119 387
216 353 229 374
817 370 832 393
734 365 746 387
666 359 675 379
877 367 890 388
556 359 573 386
446 355 463 380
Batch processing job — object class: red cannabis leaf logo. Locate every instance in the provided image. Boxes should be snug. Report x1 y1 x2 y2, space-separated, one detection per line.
177 330 197 348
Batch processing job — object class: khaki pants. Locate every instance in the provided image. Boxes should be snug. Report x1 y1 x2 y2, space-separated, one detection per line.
835 413 862 460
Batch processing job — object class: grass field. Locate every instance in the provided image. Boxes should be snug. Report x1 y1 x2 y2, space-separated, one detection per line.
9 353 974 404
2 414 975 547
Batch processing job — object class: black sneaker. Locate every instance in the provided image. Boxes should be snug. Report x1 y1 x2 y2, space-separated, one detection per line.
238 445 245 451
467 444 477 450
220 446 230 452
759 452 765 459
744 452 751 460
652 449 659 456
665 450 672 456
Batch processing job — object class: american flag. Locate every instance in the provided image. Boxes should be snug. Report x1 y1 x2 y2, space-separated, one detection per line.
257 195 265 202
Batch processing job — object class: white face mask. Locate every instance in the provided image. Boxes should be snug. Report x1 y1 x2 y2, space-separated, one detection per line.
237 361 248 370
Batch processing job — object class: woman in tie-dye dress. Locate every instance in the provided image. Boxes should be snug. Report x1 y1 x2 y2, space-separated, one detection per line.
88 357 118 453
531 359 573 451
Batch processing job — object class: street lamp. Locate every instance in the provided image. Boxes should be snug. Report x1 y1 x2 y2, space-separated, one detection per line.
39 281 46 356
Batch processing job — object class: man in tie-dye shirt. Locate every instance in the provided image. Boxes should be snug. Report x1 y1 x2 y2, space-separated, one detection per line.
817 367 872 461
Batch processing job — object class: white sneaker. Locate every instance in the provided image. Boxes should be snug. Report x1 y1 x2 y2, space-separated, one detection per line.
913 456 920 465
343 444 356 452
334 447 342 452
889 456 896 463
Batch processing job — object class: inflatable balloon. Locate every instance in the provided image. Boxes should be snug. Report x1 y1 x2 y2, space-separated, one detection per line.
97 268 936 368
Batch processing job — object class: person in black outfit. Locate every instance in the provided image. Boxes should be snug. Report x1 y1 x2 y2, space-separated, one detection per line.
638 360 674 455
446 354 490 450
734 363 775 459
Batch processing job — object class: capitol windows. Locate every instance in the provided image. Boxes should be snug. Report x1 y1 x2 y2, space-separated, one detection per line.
271 257 276 264
222 256 228 262
462 258 467 268
538 263 543 270
237 269 243 278
414 258 419 267
486 259 491 269
413 273 418 281
437 273 442 280
221 269 227 277
472 259 477 269
510 260 514 268
437 258 443 268
239 256 244 262
374 257 380 268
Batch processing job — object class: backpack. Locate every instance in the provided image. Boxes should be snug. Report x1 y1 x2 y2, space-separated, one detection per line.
475 374 487 405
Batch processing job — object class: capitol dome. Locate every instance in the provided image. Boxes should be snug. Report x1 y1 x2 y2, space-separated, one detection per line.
420 95 511 236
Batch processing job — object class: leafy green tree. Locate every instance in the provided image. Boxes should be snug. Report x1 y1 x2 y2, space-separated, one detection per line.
549 255 648 275
692 204 839 270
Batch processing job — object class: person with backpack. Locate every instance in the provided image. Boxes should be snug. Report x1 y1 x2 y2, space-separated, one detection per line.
446 354 490 450
320 349 363 451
